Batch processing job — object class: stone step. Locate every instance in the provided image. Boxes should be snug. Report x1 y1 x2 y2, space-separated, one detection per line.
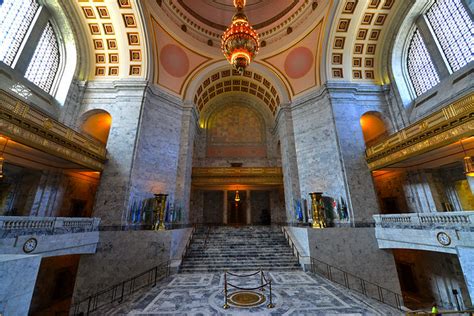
179 266 301 273
180 226 300 273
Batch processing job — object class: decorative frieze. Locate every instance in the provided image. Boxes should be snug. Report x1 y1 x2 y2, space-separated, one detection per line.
192 167 283 186
366 93 474 170
0 89 107 170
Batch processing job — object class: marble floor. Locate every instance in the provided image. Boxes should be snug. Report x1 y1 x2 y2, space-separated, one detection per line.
101 270 402 315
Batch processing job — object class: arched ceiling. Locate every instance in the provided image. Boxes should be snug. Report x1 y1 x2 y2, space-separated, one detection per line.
73 0 147 79
193 69 281 115
327 0 401 83
69 0 405 101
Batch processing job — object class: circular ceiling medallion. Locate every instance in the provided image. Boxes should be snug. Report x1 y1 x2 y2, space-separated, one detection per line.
228 290 266 308
284 47 314 79
160 44 190 78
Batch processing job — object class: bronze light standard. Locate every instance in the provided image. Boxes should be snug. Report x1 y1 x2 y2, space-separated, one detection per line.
153 193 168 230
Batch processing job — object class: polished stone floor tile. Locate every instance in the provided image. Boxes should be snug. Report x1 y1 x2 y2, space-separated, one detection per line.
102 271 402 315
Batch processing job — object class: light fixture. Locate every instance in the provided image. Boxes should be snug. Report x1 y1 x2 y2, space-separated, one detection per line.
234 190 241 202
221 0 260 74
460 138 474 177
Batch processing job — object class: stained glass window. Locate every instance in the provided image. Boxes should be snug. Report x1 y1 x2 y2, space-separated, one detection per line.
407 29 441 96
426 0 473 72
25 22 60 93
0 0 39 66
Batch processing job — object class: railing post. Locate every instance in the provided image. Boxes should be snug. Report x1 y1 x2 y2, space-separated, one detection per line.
267 280 274 308
344 272 349 288
223 272 229 309
154 266 158 286
377 286 383 302
118 281 125 303
86 296 92 316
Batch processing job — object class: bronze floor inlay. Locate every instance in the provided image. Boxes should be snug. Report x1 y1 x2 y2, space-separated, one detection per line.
228 290 266 307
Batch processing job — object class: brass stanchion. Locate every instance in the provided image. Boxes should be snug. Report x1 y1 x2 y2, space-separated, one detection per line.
309 192 325 228
153 193 168 230
267 280 274 308
260 270 265 291
223 272 229 309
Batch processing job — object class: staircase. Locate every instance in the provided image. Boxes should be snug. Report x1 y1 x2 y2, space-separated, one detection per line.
180 226 301 273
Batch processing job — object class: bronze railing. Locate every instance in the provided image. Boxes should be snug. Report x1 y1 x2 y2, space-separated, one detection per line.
70 261 170 315
281 227 403 310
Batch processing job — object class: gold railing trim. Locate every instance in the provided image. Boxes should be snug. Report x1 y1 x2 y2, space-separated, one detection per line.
0 89 107 170
366 93 473 170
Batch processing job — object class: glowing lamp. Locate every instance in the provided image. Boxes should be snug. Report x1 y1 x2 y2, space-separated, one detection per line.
221 0 259 74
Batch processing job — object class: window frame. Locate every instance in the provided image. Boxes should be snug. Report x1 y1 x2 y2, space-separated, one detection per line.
0 0 67 102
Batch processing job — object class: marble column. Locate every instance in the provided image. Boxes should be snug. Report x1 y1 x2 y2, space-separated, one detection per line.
174 102 199 224
456 246 474 304
223 190 228 224
275 103 301 223
81 80 148 226
246 190 251 225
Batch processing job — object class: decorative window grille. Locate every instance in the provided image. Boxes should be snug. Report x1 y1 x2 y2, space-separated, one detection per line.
426 0 473 72
25 22 60 93
0 0 39 66
407 29 441 96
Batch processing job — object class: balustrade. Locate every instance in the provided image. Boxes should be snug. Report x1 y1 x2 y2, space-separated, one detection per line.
374 212 473 230
0 216 100 238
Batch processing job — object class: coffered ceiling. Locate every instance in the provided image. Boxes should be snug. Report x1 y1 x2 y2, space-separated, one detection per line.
71 0 404 104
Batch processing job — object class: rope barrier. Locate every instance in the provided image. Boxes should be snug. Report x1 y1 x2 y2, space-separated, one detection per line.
227 282 269 291
226 270 262 277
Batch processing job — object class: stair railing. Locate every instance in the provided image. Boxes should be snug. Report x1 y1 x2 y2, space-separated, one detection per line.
181 225 197 263
281 227 403 311
223 270 274 309
281 227 302 263
70 260 170 315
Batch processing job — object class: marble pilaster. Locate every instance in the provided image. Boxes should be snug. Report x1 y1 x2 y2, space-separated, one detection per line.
274 104 301 223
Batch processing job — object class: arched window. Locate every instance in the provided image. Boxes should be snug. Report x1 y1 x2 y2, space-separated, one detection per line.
0 0 66 97
425 0 473 72
407 29 440 97
0 0 39 66
25 23 60 94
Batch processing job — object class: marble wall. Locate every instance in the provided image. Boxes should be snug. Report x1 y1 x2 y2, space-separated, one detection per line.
79 80 148 226
291 89 346 222
0 254 41 316
128 86 183 219
308 227 401 294
73 230 171 301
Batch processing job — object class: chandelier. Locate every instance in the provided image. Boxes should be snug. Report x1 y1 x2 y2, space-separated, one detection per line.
221 0 260 74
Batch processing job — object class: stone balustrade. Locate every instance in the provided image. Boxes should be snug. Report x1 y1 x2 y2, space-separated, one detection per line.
0 216 100 238
373 211 474 255
374 211 473 230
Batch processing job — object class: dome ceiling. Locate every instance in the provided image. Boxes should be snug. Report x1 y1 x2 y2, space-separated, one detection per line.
178 0 301 30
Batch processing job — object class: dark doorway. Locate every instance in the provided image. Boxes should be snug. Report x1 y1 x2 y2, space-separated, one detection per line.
203 191 224 224
397 262 418 293
228 200 246 224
